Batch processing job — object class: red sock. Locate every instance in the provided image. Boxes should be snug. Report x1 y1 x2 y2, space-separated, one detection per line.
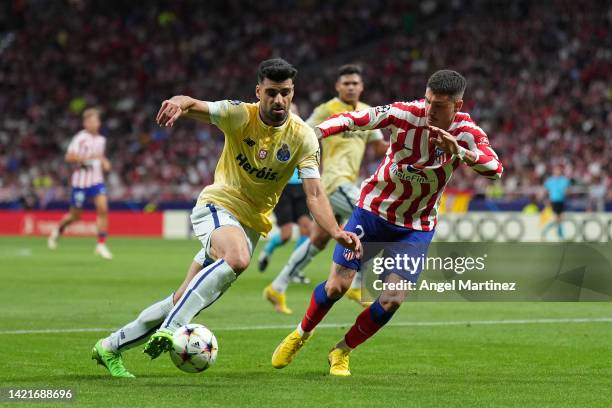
300 281 337 332
97 232 107 244
344 300 395 349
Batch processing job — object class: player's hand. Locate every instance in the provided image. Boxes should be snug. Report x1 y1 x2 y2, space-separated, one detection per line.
427 125 459 155
332 230 362 259
156 100 184 127
101 157 112 172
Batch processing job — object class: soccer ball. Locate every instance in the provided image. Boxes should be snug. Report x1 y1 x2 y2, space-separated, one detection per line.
169 324 218 373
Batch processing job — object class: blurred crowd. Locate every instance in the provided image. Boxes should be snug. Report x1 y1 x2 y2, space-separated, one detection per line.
1 0 610 209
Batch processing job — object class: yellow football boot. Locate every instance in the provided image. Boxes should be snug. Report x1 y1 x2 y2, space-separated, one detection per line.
328 347 352 376
271 329 312 368
346 288 373 308
263 285 292 314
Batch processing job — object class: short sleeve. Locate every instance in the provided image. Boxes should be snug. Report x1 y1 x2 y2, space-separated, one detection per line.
66 134 81 154
206 100 249 135
305 104 331 128
296 128 321 179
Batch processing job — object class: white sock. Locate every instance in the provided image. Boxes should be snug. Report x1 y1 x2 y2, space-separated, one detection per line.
103 293 174 352
271 239 320 293
350 271 362 289
296 323 312 338
161 259 236 331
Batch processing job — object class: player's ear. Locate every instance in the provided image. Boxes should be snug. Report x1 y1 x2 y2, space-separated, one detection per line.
454 99 463 113
255 84 261 101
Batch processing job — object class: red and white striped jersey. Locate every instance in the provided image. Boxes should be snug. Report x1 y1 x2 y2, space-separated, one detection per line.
316 99 503 231
66 130 106 188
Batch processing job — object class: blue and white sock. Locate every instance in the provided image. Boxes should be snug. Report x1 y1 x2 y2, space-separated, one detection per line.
161 259 236 331
264 232 284 256
103 293 174 352
271 239 320 293
294 234 308 249
557 223 565 240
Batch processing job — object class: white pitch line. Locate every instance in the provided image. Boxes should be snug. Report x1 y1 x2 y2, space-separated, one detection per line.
1 317 611 335
0 248 32 258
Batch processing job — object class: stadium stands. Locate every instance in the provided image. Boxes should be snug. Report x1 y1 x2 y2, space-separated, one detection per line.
1 0 610 209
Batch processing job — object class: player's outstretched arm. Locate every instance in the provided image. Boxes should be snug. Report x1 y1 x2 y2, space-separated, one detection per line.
314 103 403 139
101 157 112 172
302 178 362 257
156 95 212 127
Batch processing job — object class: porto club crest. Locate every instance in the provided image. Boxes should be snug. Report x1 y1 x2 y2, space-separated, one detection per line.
276 144 291 162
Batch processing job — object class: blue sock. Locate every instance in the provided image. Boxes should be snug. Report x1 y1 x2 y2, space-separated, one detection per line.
264 233 284 256
542 222 555 237
313 281 338 307
557 223 565 239
294 234 308 249
369 299 396 325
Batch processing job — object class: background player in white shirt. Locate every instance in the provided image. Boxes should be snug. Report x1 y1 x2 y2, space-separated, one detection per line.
48 108 113 259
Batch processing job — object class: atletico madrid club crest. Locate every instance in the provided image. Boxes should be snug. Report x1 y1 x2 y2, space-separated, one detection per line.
343 248 355 261
258 149 268 159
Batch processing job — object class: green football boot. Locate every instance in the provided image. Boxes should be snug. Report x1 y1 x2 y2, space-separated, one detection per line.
143 328 174 359
91 339 135 378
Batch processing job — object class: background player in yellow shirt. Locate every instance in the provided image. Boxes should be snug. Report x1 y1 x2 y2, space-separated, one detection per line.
91 58 361 377
264 65 388 314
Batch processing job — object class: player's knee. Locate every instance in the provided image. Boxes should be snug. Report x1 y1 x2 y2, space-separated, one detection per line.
379 298 402 312
325 280 350 300
378 292 406 311
298 225 309 237
279 229 292 242
297 217 311 235
97 207 108 217
224 252 251 273
325 283 344 299
311 235 329 250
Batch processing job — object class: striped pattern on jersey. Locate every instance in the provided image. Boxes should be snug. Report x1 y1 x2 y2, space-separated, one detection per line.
67 130 106 188
317 100 503 231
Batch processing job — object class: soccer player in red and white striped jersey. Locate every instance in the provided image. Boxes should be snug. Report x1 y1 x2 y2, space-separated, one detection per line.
48 108 113 259
272 70 503 376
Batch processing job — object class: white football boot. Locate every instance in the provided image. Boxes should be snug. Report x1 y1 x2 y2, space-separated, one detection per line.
95 243 113 260
48 228 59 250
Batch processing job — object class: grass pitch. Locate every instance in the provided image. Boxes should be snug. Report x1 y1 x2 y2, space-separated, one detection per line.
0 237 610 407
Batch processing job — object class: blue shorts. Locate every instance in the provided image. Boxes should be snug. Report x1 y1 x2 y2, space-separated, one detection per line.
70 183 107 209
332 206 435 281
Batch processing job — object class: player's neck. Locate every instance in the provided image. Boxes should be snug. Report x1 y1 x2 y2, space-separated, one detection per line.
338 97 358 110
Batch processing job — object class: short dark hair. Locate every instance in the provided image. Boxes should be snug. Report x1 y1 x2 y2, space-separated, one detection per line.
426 70 466 100
257 58 297 83
337 64 362 79
82 108 100 120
